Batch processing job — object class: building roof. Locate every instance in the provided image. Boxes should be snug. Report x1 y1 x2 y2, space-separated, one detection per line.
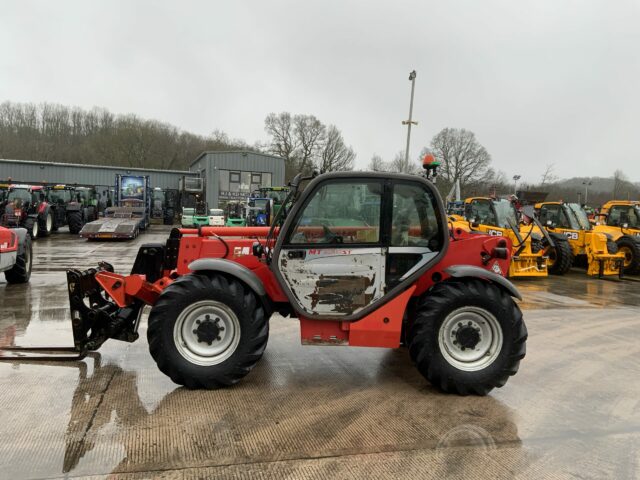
190 150 285 168
0 158 193 175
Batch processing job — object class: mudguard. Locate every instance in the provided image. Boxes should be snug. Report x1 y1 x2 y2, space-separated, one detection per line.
444 265 522 300
188 258 271 310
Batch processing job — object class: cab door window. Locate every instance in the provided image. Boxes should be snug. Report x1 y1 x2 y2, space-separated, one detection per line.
468 200 497 226
287 181 382 245
387 182 444 289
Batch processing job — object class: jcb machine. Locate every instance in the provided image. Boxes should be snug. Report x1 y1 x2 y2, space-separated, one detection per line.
534 201 625 277
450 197 571 277
594 201 640 274
1 170 528 396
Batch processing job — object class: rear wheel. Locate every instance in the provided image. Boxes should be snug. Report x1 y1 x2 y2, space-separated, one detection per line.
4 234 32 284
617 237 640 275
38 210 53 237
546 235 572 275
408 279 527 395
24 217 38 239
67 211 84 234
147 273 268 388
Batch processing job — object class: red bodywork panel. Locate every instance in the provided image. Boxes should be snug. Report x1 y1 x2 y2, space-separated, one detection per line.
0 227 18 253
97 226 513 349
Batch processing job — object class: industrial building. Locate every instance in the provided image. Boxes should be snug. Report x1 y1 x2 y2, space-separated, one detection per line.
190 151 285 210
0 151 285 209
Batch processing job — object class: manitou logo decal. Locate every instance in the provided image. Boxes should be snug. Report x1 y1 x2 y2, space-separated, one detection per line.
487 230 503 237
307 249 353 255
233 246 251 256
564 231 579 240
491 262 503 276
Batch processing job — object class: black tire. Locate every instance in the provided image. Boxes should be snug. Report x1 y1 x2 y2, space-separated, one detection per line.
4 234 32 284
616 236 640 275
408 279 527 396
67 211 84 234
38 209 53 237
546 234 572 275
24 217 38 240
147 273 268 389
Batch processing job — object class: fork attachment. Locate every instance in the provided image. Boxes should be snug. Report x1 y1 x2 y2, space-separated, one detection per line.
0 262 143 361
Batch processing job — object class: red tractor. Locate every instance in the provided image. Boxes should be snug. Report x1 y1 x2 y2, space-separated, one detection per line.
0 185 55 238
2 172 527 395
0 226 32 283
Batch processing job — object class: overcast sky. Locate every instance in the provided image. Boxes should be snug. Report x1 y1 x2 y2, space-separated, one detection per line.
1 0 639 182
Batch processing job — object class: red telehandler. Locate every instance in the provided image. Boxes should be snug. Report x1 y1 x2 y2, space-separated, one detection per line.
1 169 527 395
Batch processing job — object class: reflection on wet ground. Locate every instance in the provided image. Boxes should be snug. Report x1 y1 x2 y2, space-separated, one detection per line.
0 227 638 479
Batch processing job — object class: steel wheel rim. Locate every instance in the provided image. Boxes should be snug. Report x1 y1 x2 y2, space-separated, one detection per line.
32 221 38 237
46 213 52 232
438 306 503 371
173 300 241 366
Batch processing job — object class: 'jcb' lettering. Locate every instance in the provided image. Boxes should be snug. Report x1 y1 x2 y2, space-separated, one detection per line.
488 230 503 237
564 232 579 240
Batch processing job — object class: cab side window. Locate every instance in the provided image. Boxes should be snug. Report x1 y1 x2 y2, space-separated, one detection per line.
288 181 382 244
391 183 443 250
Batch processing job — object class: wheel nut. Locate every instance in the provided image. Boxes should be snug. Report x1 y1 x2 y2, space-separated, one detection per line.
193 330 197 334
196 319 201 324
219 327 225 331
216 336 221 341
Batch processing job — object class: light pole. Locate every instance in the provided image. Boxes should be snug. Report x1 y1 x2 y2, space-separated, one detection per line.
513 175 521 195
582 180 592 205
402 70 418 169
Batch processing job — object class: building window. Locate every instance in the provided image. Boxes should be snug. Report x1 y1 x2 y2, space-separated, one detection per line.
261 172 272 187
251 173 262 184
219 170 229 192
229 171 241 183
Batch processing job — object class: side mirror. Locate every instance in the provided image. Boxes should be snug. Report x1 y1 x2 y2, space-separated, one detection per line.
623 223 629 229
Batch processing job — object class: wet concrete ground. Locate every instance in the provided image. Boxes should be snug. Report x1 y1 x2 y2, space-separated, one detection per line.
0 226 639 479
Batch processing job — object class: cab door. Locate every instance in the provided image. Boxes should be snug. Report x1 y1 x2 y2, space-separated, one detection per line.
273 179 385 318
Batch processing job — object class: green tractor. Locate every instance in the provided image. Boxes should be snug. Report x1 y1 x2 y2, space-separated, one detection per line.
225 201 246 226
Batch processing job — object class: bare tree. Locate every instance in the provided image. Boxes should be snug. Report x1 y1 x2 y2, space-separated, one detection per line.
540 163 558 185
613 169 627 198
389 150 419 174
317 125 354 173
368 154 389 172
264 112 299 175
428 128 493 190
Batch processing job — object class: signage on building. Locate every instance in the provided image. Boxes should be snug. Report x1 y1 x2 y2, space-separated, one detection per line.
219 191 247 199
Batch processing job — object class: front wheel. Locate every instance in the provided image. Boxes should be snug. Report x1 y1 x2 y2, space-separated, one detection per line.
4 234 32 284
67 211 84 234
38 209 53 237
617 236 640 275
546 235 572 275
408 279 527 395
147 273 269 389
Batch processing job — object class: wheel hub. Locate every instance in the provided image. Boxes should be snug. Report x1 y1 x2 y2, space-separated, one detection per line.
453 323 481 350
193 315 225 345
438 306 504 372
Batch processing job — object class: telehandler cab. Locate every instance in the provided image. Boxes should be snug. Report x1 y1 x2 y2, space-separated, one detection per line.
449 197 572 277
535 201 624 277
593 201 640 275
0 171 527 395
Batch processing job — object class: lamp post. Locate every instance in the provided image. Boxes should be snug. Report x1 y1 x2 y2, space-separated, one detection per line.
582 180 592 206
513 175 521 195
402 70 418 169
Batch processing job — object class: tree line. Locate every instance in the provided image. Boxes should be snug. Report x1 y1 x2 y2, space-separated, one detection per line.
0 102 252 170
0 101 636 206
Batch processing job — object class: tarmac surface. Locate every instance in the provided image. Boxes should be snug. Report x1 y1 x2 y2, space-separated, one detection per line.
0 226 639 479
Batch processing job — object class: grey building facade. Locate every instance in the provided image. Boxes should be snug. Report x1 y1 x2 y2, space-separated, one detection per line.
0 151 286 210
190 151 285 209
0 158 197 190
